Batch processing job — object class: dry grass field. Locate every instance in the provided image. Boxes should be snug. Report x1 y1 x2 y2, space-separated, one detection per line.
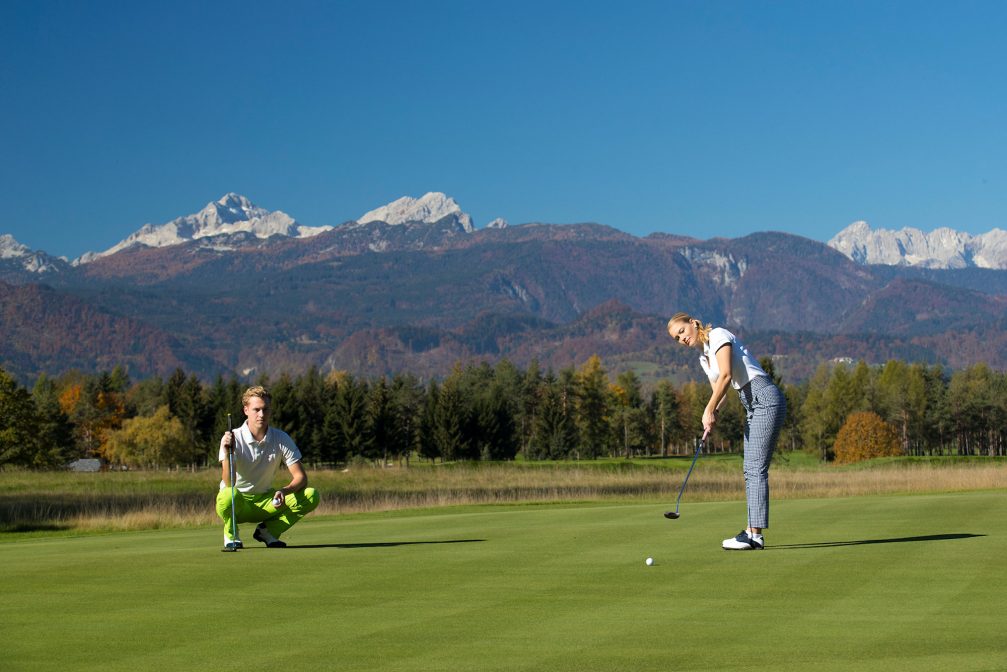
2 454 1004 535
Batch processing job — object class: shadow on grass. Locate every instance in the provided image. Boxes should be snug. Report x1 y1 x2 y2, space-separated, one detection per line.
770 533 985 550
1 523 71 533
278 539 487 550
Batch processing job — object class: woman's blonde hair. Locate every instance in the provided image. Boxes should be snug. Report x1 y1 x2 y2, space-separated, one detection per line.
667 312 712 345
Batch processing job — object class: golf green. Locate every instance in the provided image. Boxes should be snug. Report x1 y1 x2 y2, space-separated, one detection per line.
1 491 1003 671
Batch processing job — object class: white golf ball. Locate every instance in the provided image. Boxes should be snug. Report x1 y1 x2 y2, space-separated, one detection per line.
645 557 654 566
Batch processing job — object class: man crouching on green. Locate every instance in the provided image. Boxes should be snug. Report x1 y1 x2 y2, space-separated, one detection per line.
217 386 320 550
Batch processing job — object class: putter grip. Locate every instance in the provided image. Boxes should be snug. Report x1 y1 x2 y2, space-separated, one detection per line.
226 414 235 453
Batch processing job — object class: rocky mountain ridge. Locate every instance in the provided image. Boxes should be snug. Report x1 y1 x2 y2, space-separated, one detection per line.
829 220 1007 269
73 193 332 263
2 198 1006 384
355 192 476 232
8 193 1005 272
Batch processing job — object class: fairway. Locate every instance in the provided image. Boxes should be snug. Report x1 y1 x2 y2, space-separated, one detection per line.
2 492 1004 672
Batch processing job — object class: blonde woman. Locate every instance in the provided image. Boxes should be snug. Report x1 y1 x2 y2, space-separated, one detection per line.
667 312 786 550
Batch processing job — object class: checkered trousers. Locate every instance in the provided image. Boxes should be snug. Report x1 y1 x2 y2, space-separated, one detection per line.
738 375 787 529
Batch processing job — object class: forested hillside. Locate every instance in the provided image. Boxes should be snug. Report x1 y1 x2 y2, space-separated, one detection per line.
2 223 1006 383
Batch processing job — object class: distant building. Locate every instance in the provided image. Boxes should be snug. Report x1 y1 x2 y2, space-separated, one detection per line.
68 458 101 472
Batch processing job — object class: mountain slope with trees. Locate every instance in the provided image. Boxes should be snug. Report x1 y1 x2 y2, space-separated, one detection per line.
1 216 1005 383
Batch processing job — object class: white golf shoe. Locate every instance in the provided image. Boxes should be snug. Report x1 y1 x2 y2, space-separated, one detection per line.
722 530 764 551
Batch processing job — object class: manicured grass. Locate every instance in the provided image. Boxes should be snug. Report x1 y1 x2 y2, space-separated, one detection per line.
1 491 1004 671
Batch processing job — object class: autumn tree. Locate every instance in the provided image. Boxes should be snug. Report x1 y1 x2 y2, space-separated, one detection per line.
833 411 901 464
57 370 126 458
103 406 191 467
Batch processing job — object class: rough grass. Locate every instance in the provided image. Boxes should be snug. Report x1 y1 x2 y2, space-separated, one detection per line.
2 455 1005 537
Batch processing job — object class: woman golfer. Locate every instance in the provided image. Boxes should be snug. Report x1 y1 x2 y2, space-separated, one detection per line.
667 312 786 550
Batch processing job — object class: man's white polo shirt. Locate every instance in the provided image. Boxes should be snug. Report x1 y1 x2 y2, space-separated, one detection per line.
218 422 302 494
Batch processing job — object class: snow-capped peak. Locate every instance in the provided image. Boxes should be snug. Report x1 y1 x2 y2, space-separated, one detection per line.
0 233 65 274
0 233 31 259
828 220 1007 269
76 193 333 263
356 192 475 232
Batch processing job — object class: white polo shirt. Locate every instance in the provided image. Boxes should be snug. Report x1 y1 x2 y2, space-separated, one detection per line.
219 422 302 494
699 327 768 390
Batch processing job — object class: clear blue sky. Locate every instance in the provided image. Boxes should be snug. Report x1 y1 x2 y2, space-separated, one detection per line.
2 0 1006 259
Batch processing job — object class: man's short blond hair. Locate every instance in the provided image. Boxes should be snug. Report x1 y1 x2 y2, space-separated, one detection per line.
242 385 272 407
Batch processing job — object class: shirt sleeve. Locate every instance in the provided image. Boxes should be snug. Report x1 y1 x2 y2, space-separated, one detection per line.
707 328 734 356
277 431 303 466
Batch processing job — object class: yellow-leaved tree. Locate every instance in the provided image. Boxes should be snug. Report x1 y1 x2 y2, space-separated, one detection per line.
833 411 901 464
102 405 191 468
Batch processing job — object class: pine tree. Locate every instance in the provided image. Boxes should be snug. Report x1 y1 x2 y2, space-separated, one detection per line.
31 373 75 467
433 372 468 461
0 369 41 467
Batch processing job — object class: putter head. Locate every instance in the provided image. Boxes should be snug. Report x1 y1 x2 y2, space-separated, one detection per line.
663 511 681 519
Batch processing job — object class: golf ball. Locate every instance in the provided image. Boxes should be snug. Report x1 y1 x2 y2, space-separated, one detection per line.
645 557 654 566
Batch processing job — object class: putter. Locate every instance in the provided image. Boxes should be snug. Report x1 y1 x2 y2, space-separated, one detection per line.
664 430 709 520
222 413 241 552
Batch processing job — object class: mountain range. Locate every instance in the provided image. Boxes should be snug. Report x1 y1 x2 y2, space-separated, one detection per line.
829 220 1007 269
1 194 1005 384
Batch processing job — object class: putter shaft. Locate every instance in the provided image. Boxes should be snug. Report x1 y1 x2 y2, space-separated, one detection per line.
664 432 708 519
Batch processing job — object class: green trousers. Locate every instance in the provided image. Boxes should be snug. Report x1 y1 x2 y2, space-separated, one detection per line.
216 487 320 542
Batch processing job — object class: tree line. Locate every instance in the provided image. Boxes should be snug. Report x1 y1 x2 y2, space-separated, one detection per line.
0 355 1004 470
